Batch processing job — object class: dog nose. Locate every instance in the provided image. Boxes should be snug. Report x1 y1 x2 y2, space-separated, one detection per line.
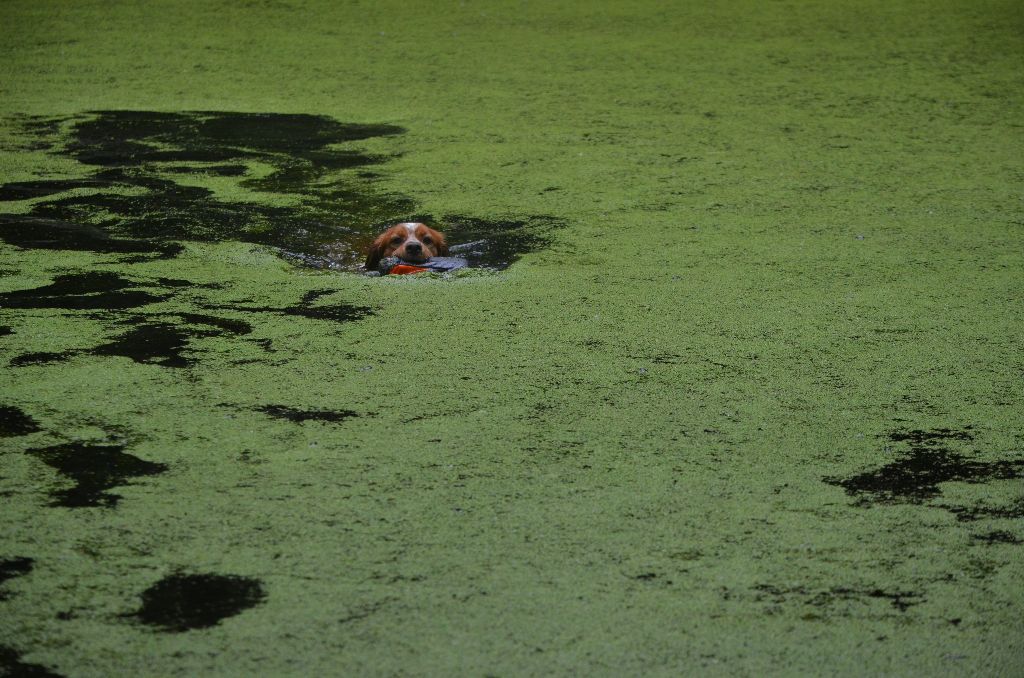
405 242 422 254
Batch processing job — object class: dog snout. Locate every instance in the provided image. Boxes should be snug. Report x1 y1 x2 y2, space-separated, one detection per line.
404 242 422 255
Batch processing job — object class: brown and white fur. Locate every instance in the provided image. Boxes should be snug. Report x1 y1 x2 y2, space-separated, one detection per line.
365 222 448 270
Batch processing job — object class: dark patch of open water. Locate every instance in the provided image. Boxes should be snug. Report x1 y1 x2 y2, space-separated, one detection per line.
0 406 41 437
0 272 169 310
130 572 266 632
1 271 367 368
824 427 1024 505
972 530 1021 545
257 404 360 423
0 557 34 600
753 583 924 612
0 645 65 678
26 442 169 508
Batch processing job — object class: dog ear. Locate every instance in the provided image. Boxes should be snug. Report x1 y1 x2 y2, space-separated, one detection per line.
365 233 389 270
433 229 449 256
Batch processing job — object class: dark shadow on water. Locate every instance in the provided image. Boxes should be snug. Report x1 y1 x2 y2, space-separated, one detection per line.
0 215 183 258
5 310 254 370
824 427 1024 507
26 442 168 508
0 406 41 437
437 214 563 270
201 298 373 325
3 272 371 369
0 178 148 200
942 497 1024 522
0 272 169 310
9 351 78 368
0 557 34 600
88 313 252 368
753 583 923 613
972 530 1022 545
195 286 374 326
258 404 359 423
130 572 266 632
0 646 65 678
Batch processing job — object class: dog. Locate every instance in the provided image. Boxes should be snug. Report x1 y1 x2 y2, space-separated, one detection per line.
365 222 448 270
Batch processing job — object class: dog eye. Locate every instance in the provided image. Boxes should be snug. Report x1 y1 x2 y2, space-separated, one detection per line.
390 236 403 245
422 236 433 245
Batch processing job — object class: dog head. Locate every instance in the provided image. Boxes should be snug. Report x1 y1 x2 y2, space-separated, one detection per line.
365 222 448 270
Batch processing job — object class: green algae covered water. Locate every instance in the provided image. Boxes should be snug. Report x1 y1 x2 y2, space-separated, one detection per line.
1 1 1023 675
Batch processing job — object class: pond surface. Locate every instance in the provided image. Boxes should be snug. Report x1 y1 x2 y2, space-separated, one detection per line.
1 2 1022 676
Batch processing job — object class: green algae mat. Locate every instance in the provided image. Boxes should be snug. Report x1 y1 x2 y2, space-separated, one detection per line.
2 1 1023 675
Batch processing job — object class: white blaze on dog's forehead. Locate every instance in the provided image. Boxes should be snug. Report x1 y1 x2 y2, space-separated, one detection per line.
400 223 427 243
